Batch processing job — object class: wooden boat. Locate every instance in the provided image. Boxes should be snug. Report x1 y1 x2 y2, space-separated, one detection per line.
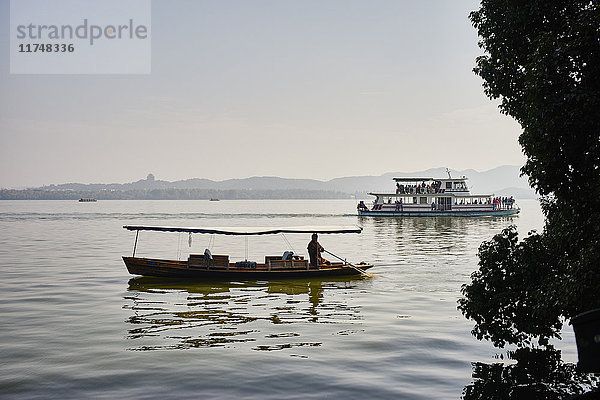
358 172 520 217
122 225 374 279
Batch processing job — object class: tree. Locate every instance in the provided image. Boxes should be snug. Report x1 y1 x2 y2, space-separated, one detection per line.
458 1 600 348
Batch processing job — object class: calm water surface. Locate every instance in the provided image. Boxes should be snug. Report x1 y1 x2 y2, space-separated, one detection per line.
0 199 577 399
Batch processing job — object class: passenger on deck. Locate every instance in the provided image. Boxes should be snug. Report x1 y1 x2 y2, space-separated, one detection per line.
307 233 329 267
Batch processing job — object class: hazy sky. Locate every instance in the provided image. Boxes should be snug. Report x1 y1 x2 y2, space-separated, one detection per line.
0 0 525 188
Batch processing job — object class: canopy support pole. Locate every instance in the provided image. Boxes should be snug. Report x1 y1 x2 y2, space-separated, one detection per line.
133 230 139 257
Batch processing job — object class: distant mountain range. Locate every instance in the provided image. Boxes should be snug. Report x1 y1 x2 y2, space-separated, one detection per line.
330 165 535 197
13 165 536 200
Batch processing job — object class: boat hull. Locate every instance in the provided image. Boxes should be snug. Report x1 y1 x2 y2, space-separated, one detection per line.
358 208 520 217
123 257 374 280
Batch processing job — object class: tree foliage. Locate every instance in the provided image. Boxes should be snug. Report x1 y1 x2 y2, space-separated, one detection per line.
471 1 600 201
459 1 600 347
459 226 563 348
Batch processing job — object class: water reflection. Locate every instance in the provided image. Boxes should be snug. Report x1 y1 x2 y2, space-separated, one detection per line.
124 277 365 351
359 215 517 244
462 348 600 399
358 215 519 272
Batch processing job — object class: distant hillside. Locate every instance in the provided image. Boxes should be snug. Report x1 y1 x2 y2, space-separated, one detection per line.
329 166 535 198
37 174 331 192
6 165 536 200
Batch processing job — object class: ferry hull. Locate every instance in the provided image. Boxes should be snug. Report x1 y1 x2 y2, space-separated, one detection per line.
358 208 520 217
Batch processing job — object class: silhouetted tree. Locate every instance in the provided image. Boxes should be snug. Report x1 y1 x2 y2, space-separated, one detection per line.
459 1 600 347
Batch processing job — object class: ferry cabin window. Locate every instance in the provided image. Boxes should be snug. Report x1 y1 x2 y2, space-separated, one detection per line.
420 197 427 204
413 197 417 204
446 182 452 189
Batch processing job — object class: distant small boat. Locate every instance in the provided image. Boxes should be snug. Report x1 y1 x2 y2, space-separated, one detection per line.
78 198 97 202
209 198 220 201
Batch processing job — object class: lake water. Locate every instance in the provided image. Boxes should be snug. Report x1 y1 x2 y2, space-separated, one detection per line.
0 199 580 399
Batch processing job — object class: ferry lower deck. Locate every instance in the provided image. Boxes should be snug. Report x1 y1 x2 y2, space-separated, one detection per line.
357 208 520 217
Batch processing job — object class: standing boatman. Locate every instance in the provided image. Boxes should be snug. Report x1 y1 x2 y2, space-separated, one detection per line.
307 233 329 267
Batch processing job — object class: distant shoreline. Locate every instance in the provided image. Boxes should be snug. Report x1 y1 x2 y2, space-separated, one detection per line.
0 189 355 201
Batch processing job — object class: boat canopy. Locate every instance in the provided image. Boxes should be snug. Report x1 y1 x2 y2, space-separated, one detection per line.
393 177 434 182
392 177 468 182
368 192 491 197
123 225 362 235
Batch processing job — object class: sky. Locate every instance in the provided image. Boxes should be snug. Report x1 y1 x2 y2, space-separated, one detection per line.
0 0 525 188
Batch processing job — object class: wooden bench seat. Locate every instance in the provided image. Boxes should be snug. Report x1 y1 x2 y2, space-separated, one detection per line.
188 254 230 269
267 259 309 270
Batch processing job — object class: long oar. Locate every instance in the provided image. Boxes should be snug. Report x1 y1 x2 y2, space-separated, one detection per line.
323 249 378 278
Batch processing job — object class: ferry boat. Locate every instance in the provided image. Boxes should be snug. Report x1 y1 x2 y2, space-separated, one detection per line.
357 173 520 217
